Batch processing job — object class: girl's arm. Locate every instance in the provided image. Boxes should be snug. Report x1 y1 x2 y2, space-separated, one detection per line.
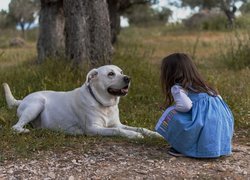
171 85 192 112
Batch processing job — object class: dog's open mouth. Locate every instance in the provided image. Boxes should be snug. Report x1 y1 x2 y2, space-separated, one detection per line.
108 85 129 96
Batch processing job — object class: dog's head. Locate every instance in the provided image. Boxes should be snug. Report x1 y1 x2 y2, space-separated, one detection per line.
86 65 130 106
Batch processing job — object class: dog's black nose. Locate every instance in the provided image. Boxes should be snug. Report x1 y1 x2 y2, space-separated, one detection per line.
123 76 131 83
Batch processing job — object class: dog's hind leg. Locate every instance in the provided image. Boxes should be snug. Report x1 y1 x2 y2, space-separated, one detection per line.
12 100 45 133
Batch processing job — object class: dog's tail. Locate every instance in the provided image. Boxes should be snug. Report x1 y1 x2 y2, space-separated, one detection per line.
2 83 22 109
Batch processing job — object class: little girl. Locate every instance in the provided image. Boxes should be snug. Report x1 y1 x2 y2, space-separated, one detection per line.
155 53 234 158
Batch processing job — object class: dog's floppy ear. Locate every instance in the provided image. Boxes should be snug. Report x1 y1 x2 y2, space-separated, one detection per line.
86 68 98 83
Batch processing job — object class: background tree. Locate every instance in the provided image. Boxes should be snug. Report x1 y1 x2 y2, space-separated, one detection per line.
37 0 112 67
107 0 159 44
179 0 219 10
240 1 250 13
8 0 39 37
37 0 65 63
124 4 172 27
220 0 237 28
63 0 112 67
156 7 172 23
107 0 121 44
0 10 15 29
124 4 156 27
175 0 247 28
37 0 159 66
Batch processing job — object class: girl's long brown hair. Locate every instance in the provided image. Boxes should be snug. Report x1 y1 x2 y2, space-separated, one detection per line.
160 53 218 107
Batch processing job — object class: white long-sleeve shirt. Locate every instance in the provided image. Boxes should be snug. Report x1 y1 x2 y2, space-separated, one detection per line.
171 85 192 112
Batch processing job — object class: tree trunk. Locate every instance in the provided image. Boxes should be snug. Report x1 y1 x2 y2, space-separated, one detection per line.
107 0 150 44
223 6 237 29
220 0 236 29
107 0 121 44
19 22 25 39
37 0 65 63
64 0 113 68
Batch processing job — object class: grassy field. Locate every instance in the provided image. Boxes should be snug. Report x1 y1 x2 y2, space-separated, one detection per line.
0 27 249 160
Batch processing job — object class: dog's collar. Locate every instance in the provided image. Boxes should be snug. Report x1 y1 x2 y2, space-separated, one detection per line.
87 84 103 106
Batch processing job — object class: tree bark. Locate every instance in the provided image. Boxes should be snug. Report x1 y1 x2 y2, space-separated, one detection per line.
107 0 120 44
63 0 112 67
19 22 25 39
37 0 65 63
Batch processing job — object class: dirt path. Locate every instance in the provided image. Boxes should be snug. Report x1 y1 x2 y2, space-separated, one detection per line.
0 142 249 180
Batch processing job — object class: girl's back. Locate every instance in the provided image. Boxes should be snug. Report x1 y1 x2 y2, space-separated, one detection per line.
157 52 234 158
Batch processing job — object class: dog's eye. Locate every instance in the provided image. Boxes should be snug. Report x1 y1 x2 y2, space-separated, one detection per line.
120 71 123 74
108 72 115 76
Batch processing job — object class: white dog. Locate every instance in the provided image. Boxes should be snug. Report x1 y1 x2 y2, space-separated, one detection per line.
3 65 160 139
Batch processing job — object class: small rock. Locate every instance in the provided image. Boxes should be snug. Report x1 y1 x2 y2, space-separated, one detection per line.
83 154 88 157
146 160 154 163
68 175 75 180
216 166 226 172
169 157 177 162
134 169 148 174
90 159 96 164
48 172 56 179
242 171 248 175
7 169 13 174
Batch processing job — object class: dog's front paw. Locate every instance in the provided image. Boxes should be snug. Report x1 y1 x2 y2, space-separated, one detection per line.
134 133 144 139
151 132 163 138
141 128 163 138
127 131 144 139
12 125 30 133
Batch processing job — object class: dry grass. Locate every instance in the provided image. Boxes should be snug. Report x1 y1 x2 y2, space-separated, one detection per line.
0 43 36 68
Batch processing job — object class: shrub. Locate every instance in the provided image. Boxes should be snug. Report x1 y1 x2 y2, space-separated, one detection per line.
201 14 228 30
183 12 228 31
235 14 250 29
221 31 250 70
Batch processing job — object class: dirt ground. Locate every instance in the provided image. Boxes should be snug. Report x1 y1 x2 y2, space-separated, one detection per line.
0 139 249 180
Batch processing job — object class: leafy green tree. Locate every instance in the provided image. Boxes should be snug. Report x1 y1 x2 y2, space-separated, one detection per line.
176 0 247 28
8 0 39 37
124 4 172 27
107 0 159 43
240 1 250 13
0 10 15 29
179 0 219 10
157 7 172 22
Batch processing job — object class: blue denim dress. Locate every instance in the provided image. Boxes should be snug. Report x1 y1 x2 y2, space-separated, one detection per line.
155 92 234 158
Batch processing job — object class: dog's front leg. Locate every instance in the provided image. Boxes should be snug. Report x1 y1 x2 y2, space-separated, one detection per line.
117 124 162 138
86 126 144 139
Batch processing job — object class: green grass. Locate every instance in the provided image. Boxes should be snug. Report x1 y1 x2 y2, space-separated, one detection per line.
0 27 249 160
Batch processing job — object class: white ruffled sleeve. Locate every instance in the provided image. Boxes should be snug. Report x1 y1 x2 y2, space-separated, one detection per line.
171 85 192 112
